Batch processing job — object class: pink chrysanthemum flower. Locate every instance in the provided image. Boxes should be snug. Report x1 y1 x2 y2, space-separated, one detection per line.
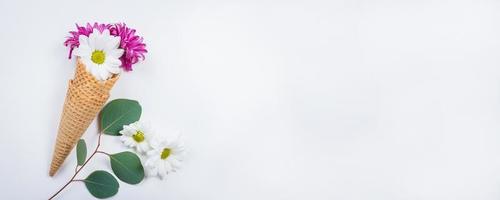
109 23 147 71
64 23 112 59
64 22 147 71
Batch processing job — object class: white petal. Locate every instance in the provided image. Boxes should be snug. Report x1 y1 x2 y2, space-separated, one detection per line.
144 157 154 167
98 67 110 80
122 130 134 136
136 142 146 153
75 46 92 58
145 132 157 144
128 123 138 131
158 161 167 179
164 160 173 173
103 66 113 79
121 126 135 136
146 149 158 157
73 48 84 58
123 137 136 147
146 156 160 167
106 67 121 75
101 29 110 38
94 28 103 38
104 36 121 52
79 58 91 69
88 63 100 79
94 37 105 50
135 145 142 153
135 123 143 130
169 157 182 169
142 142 152 151
147 166 158 177
120 130 129 136
110 50 124 61
88 32 97 49
105 59 122 70
78 35 89 46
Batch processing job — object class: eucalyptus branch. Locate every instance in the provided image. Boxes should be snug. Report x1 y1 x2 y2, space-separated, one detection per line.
49 99 145 199
48 132 106 200
96 150 111 156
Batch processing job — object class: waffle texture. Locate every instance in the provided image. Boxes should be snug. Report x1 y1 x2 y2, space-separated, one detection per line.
49 59 119 176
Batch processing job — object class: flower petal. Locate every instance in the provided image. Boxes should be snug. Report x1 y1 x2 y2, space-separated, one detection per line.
123 137 136 147
99 67 111 80
105 57 122 68
169 157 182 169
106 65 121 74
146 155 160 167
158 161 167 179
146 166 158 177
73 46 91 58
88 31 97 49
87 62 99 77
78 35 89 46
136 142 146 153
104 36 121 52
94 35 105 50
101 29 110 38
164 160 173 173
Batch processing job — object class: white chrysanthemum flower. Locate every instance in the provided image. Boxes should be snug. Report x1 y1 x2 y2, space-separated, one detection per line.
145 134 185 179
119 121 155 153
73 29 124 81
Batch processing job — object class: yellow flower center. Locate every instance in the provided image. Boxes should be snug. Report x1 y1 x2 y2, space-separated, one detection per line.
161 148 171 159
91 50 106 64
132 131 145 143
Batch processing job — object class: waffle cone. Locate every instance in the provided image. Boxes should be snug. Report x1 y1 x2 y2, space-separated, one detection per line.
49 59 119 176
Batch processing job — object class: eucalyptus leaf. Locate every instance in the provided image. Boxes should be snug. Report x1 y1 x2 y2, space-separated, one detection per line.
84 171 119 199
100 99 141 136
110 152 145 184
76 139 87 166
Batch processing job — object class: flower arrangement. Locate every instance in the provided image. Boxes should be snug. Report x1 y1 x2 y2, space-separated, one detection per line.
49 23 184 199
64 22 147 73
49 22 148 177
49 99 185 199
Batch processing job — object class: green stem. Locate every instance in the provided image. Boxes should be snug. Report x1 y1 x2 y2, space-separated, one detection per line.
96 151 111 156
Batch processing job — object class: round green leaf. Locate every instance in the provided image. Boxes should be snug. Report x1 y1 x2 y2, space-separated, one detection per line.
76 139 87 166
84 171 119 199
100 99 141 136
110 152 145 184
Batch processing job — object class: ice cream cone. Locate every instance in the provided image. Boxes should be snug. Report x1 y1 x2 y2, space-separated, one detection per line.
49 59 119 176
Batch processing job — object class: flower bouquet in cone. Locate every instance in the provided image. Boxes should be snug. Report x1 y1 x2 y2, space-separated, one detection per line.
49 23 147 176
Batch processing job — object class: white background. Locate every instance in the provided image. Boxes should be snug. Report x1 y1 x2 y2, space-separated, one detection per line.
1 0 500 199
